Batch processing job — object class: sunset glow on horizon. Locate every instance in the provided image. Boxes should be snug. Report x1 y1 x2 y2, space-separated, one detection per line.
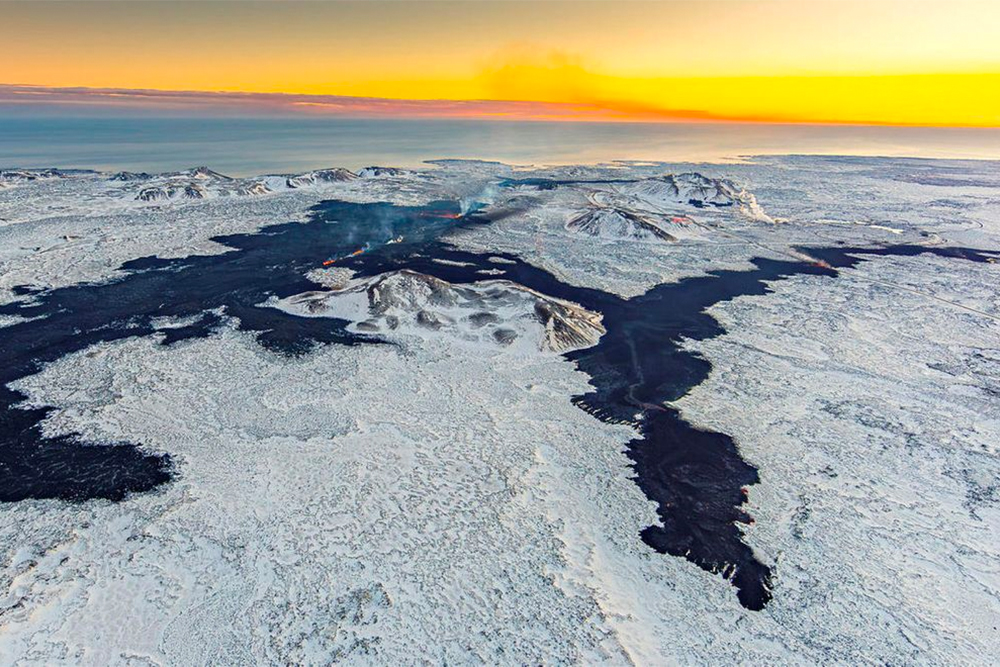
3 0 1000 127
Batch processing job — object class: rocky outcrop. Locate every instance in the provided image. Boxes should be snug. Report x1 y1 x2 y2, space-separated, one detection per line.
617 172 775 222
175 166 231 181
109 171 152 182
285 168 358 188
134 170 270 201
277 269 605 353
136 183 207 201
618 173 742 207
356 166 406 178
237 181 271 196
0 168 82 183
566 206 677 242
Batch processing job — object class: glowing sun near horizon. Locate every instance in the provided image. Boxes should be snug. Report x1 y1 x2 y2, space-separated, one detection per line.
2 0 999 126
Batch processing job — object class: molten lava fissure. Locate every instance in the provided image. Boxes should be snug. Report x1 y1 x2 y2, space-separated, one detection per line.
323 243 371 266
419 210 463 220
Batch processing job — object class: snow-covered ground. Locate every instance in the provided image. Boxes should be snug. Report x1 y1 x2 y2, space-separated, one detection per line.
1 157 999 664
678 253 1000 663
0 163 501 305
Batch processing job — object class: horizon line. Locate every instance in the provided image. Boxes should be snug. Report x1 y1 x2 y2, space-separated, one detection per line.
2 83 1000 130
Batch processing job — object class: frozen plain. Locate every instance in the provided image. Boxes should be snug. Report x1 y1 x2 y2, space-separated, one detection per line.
0 156 998 665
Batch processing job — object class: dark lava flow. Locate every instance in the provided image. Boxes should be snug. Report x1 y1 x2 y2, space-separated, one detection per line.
1 196 995 610
345 240 997 611
0 201 467 502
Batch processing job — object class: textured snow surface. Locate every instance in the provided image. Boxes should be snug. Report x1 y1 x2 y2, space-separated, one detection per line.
677 254 1000 663
3 329 658 664
2 156 1000 665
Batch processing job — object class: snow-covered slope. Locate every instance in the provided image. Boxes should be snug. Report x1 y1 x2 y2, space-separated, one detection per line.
565 206 677 242
276 269 606 353
357 166 407 178
615 172 776 222
285 167 358 188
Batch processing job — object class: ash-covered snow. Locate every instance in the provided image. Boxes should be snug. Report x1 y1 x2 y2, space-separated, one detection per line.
1 156 1000 664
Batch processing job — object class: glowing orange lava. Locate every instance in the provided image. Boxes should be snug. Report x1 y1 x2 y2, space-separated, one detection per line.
419 211 463 219
322 244 369 265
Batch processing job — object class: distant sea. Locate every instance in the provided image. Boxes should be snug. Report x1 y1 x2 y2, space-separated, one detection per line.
2 115 999 176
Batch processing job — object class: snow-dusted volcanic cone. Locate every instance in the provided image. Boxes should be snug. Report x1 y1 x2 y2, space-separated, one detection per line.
565 206 678 242
276 268 606 353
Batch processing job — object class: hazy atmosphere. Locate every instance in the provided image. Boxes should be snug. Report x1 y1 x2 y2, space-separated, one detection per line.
4 0 1000 125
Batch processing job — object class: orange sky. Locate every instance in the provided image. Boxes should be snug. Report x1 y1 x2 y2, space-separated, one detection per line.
3 0 999 126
